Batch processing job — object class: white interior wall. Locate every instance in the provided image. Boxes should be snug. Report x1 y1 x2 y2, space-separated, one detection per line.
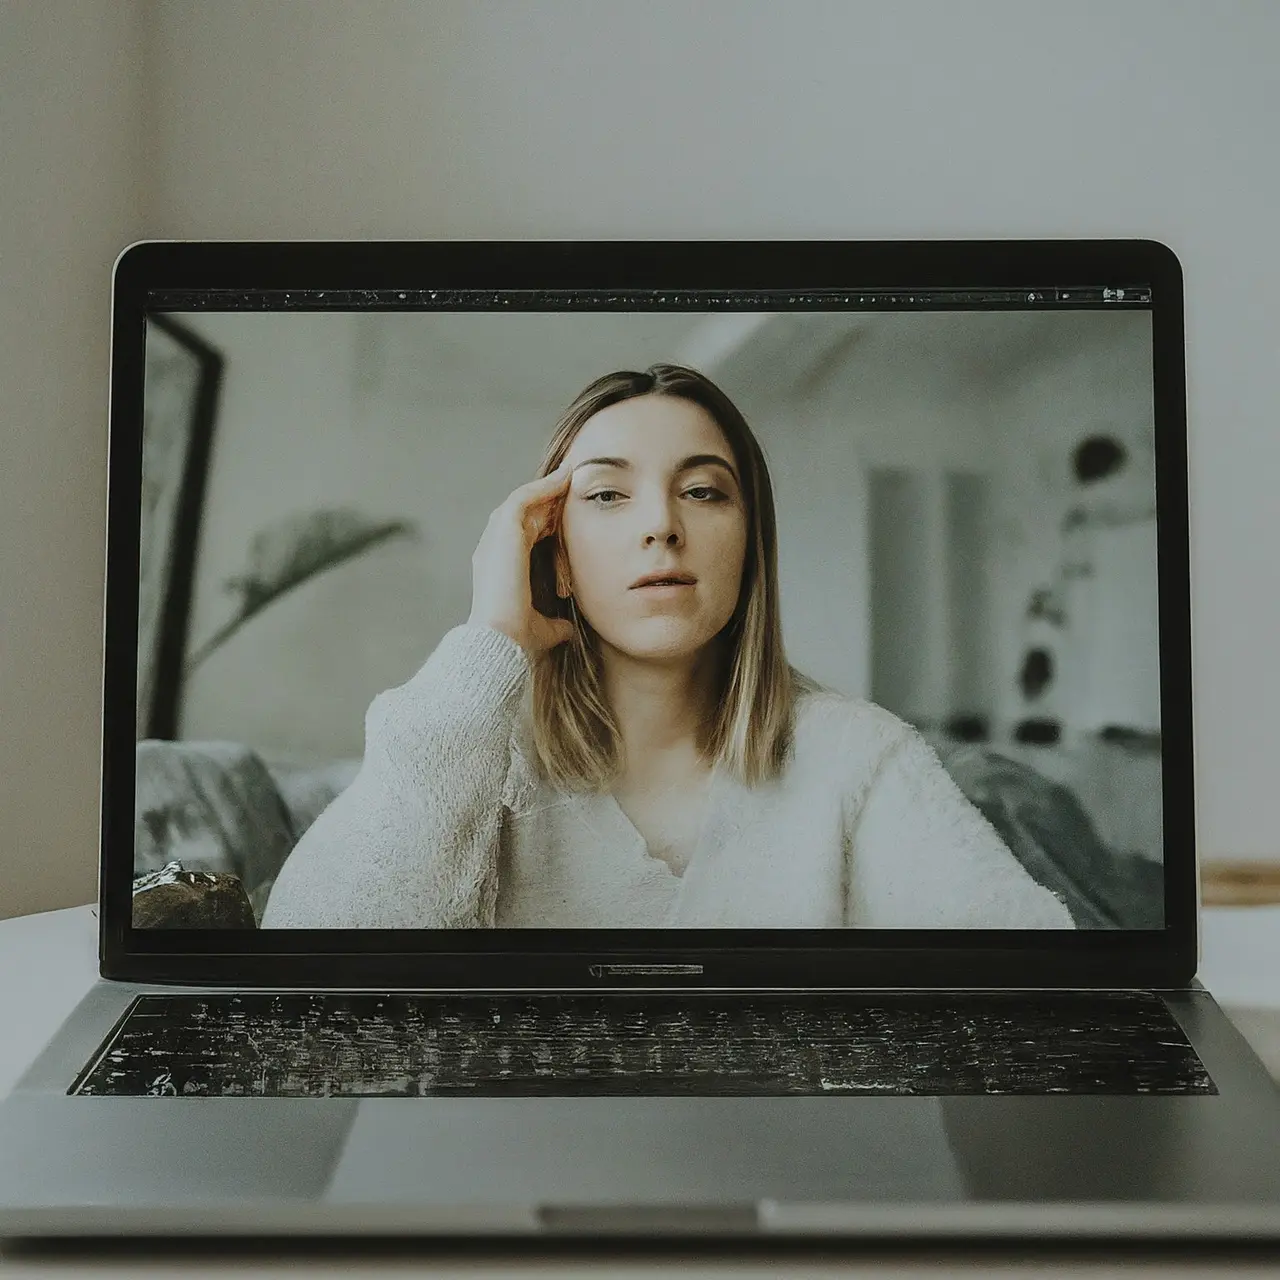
0 0 146 919
4 0 1279 917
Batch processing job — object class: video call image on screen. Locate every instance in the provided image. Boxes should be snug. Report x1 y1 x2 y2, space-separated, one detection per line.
132 305 1163 932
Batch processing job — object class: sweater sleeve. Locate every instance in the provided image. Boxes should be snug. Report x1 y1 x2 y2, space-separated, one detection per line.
846 727 1076 929
260 624 531 929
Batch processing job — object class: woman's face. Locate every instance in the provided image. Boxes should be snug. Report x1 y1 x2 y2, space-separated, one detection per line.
557 393 749 665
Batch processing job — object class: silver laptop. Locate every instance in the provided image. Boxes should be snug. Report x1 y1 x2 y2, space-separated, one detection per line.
2 239 1279 1241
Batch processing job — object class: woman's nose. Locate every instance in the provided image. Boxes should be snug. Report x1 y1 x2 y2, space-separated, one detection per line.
637 490 683 546
644 529 681 547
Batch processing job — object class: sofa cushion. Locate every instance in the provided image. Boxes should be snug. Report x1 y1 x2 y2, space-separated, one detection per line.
939 743 1164 929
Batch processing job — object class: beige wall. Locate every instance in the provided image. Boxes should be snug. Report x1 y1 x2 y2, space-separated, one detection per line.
3 0 1279 919
0 0 146 918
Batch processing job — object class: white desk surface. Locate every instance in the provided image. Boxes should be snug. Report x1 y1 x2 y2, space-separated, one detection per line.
1 903 1278 1277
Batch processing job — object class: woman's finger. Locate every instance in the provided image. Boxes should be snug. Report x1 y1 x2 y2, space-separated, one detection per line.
513 460 573 508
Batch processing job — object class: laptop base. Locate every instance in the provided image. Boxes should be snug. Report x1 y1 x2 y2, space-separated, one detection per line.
2 982 1278 1240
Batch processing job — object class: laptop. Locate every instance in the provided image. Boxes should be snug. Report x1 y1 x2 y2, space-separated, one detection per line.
2 238 1279 1240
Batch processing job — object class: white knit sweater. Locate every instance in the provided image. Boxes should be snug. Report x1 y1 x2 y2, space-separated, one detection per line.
261 624 1075 931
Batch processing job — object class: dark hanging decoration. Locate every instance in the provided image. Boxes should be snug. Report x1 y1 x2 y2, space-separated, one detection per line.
1019 647 1054 700
1072 434 1127 484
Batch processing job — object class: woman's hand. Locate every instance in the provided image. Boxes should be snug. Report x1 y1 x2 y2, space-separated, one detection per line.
467 460 577 655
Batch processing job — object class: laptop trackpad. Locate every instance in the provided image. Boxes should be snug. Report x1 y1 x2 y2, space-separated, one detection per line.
325 1095 970 1206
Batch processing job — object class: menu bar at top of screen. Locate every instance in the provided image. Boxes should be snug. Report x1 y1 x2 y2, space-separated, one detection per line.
146 285 1154 312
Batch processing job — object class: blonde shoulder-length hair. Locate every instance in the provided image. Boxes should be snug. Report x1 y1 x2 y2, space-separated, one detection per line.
526 363 820 793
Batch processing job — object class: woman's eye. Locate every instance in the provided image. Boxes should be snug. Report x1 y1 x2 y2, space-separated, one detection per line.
585 486 725 505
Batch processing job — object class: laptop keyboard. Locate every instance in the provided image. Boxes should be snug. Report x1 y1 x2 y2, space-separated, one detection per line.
70 990 1213 1098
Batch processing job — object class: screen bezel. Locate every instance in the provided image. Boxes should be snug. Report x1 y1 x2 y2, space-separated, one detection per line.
102 238 1195 988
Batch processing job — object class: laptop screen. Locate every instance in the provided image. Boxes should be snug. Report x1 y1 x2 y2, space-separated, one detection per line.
128 270 1168 938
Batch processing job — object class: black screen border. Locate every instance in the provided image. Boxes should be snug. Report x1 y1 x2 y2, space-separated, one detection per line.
102 238 1194 989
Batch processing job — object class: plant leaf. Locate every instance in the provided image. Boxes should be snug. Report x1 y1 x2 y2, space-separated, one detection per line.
184 509 418 674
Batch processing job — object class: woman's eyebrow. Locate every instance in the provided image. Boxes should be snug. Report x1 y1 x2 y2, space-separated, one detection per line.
576 454 739 483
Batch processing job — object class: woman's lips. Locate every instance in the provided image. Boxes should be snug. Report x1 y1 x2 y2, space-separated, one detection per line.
631 582 696 599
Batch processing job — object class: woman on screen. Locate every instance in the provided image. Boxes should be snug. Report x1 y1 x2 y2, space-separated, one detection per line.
261 364 1074 931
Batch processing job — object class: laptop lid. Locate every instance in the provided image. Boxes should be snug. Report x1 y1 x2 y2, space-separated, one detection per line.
102 239 1193 989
